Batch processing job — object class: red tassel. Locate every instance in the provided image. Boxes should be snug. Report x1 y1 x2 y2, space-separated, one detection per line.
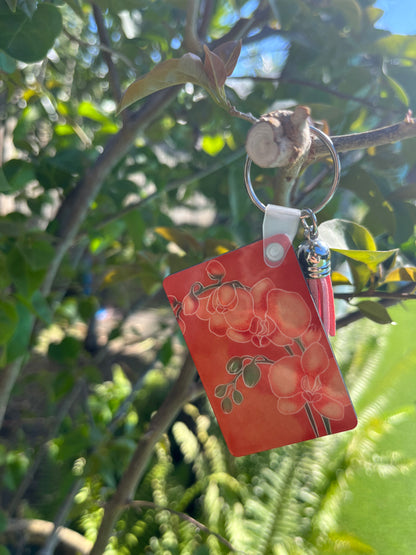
297 212 336 337
307 275 336 336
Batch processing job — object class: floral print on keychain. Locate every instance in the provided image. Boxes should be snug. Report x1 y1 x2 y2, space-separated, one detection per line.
164 233 357 456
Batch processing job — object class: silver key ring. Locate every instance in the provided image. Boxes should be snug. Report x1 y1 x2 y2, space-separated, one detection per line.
244 125 340 213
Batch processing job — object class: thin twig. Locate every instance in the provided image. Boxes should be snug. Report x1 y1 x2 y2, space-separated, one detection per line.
335 290 416 301
38 478 84 555
127 500 240 552
92 3 122 104
336 283 416 329
230 75 385 113
310 118 416 161
209 5 271 49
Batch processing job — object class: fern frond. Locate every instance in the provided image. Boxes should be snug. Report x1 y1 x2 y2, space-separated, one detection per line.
320 531 375 553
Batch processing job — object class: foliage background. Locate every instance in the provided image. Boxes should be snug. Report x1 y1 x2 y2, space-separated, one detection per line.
1 0 416 553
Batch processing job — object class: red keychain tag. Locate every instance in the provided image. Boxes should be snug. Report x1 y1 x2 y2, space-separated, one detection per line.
164 234 357 456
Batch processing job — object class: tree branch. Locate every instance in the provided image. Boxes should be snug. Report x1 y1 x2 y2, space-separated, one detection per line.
184 0 203 55
198 0 215 41
210 5 271 49
334 290 416 301
42 87 178 296
3 519 92 555
90 351 196 554
246 112 416 208
309 117 416 161
92 3 122 104
231 74 387 113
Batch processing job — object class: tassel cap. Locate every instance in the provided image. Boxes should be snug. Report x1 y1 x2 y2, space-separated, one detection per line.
297 238 331 279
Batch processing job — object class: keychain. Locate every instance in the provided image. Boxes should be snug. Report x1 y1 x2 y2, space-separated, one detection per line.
164 125 357 456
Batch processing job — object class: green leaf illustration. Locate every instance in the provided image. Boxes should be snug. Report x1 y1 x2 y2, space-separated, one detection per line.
232 390 244 405
215 384 228 398
226 356 243 374
243 362 261 388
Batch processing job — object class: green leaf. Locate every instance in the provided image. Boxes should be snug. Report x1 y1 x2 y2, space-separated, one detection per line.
48 336 82 364
331 271 351 286
203 44 227 88
201 134 225 156
331 248 398 272
0 2 62 63
4 0 16 9
319 219 377 251
5 302 33 363
2 159 36 192
0 49 16 73
20 237 55 270
383 267 416 283
155 226 200 252
373 35 416 58
159 337 173 365
212 40 242 77
6 246 45 298
356 301 393 325
0 299 18 344
366 6 384 25
78 296 99 322
118 53 213 113
331 0 362 30
31 290 53 324
341 168 396 236
0 167 10 193
383 72 409 106
78 100 116 126
63 0 84 18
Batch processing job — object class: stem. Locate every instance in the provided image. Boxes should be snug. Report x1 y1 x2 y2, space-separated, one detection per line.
304 402 319 438
90 351 196 554
322 416 332 435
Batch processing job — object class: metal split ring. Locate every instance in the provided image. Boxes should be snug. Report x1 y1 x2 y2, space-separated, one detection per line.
244 125 340 214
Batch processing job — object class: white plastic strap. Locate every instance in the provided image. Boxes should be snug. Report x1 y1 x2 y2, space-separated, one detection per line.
262 204 301 267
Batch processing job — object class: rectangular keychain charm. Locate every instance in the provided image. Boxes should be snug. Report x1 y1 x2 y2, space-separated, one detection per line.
164 234 357 456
